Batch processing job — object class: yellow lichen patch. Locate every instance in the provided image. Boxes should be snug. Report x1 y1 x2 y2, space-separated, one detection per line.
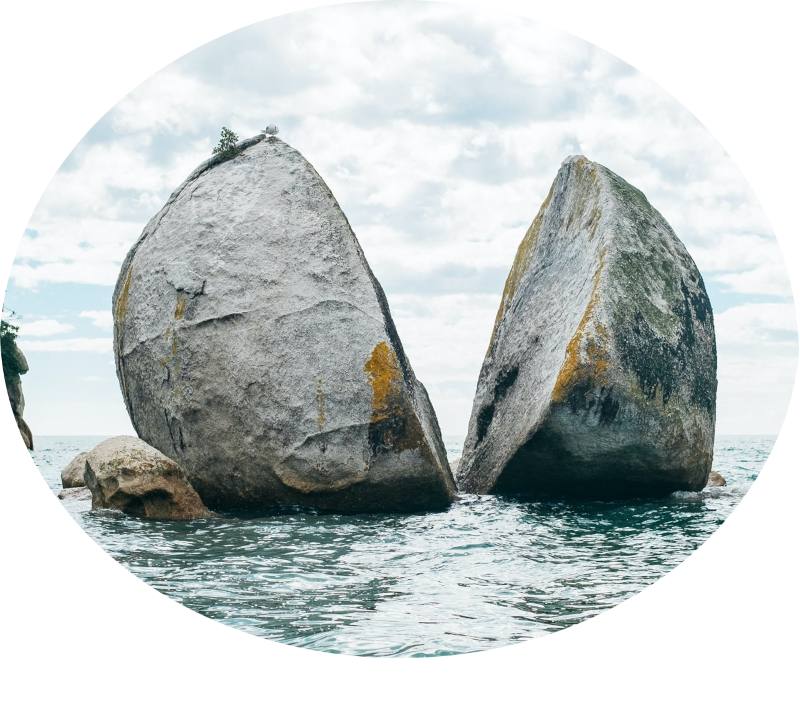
114 267 133 326
364 341 428 456
364 342 403 422
551 249 611 403
174 295 188 321
316 378 326 432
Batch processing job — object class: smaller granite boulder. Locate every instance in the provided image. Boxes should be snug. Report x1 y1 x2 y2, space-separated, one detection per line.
58 487 92 502
706 470 726 487
60 452 89 488
84 436 216 520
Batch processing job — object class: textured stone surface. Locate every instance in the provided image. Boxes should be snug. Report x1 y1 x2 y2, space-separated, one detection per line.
457 156 717 498
83 436 215 519
58 486 92 502
706 470 726 487
6 345 33 450
113 135 454 513
61 452 89 488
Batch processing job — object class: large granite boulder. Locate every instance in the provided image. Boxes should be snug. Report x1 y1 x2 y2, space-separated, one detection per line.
83 436 216 519
113 134 455 513
4 344 33 450
457 156 717 498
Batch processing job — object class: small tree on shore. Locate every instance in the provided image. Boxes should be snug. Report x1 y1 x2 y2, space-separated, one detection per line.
1 308 24 391
212 127 240 160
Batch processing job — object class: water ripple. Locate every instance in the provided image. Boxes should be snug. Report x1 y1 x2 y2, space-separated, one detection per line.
35 434 771 657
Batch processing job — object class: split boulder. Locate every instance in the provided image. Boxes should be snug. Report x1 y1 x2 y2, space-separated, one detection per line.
457 156 717 498
113 135 455 513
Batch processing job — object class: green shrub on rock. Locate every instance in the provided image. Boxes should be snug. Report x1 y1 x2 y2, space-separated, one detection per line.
211 127 240 160
1 311 24 391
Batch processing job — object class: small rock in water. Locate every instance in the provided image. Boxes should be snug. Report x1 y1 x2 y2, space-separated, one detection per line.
83 436 216 520
60 452 89 488
457 156 717 498
706 470 726 487
58 486 92 502
112 134 454 513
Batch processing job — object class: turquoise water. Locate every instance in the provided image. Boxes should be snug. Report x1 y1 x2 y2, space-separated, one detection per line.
35 434 772 657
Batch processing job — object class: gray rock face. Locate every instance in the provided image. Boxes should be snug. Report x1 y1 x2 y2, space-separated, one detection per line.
61 452 89 488
6 345 33 450
113 135 454 513
83 436 215 519
457 156 717 498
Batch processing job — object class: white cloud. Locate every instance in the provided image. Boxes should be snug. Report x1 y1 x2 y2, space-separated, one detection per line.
714 264 794 298
713 303 797 433
715 303 798 345
79 310 114 330
17 338 113 353
8 2 796 436
16 319 74 337
716 351 797 435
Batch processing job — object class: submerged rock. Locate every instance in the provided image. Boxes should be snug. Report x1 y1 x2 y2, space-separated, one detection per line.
457 156 717 498
61 452 89 488
5 344 33 450
113 135 454 513
83 436 215 520
706 470 726 487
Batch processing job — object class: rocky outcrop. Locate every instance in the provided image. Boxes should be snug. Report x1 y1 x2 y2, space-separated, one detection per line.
5 344 33 450
83 436 216 520
113 134 455 513
706 470 726 487
457 156 717 498
61 452 89 488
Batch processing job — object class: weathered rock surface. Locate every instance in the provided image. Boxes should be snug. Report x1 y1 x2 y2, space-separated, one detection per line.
58 486 92 502
83 436 216 519
706 470 726 487
457 156 717 498
113 135 455 513
61 452 89 488
5 345 33 450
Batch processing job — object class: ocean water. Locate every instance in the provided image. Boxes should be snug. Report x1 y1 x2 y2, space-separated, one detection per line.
35 434 772 657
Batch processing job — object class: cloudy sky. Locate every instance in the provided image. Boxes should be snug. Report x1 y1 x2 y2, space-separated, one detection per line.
3 0 796 436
